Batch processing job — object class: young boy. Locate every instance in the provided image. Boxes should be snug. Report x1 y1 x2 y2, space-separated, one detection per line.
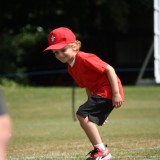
43 27 125 160
0 89 12 160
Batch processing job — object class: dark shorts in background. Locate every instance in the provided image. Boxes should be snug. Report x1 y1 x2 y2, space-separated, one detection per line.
76 95 114 126
0 90 7 115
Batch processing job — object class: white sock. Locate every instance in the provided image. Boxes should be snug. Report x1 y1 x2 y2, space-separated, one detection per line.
94 143 105 150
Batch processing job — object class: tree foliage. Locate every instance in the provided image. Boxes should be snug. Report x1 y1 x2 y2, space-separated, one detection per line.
0 0 153 85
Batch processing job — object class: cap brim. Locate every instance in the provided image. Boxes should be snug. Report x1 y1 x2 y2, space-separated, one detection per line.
43 43 67 52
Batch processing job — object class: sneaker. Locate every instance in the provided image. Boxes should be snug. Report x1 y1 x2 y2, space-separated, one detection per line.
86 147 112 160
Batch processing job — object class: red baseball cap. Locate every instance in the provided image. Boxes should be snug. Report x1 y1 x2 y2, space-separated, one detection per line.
43 27 76 52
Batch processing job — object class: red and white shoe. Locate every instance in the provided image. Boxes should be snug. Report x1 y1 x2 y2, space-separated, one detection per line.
86 147 112 160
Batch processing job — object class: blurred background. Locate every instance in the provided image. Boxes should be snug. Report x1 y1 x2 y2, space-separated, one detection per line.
0 0 156 86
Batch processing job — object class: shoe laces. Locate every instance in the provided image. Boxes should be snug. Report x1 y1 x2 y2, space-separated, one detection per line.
86 148 98 156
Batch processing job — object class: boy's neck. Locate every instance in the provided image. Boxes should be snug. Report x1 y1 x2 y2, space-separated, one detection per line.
69 57 76 67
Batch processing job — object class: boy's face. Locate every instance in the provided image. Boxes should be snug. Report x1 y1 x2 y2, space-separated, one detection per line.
52 45 76 64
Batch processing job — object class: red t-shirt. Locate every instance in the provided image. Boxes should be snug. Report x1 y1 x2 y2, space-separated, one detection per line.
68 51 124 101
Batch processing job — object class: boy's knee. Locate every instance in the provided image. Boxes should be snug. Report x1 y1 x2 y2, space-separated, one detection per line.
76 114 89 123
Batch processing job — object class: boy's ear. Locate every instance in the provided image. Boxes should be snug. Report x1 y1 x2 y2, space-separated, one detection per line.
73 46 77 51
70 44 77 51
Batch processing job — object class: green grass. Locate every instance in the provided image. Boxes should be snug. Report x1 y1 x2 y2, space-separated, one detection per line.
1 85 160 160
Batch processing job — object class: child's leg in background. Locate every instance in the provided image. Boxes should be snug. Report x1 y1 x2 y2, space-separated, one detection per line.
0 115 12 160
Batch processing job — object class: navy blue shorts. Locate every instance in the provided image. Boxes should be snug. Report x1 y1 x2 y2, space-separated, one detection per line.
76 95 114 126
0 90 7 115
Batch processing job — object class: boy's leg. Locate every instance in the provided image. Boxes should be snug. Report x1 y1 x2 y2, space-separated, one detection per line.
76 96 113 145
77 115 111 160
77 115 102 145
76 96 113 159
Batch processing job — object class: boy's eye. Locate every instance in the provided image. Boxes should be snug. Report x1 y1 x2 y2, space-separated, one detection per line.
61 48 67 52
52 46 69 55
52 51 57 54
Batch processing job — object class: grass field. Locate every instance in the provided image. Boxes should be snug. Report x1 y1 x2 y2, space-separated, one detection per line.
1 85 160 160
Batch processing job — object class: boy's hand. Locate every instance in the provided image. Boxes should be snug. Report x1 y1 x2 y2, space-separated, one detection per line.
112 93 123 108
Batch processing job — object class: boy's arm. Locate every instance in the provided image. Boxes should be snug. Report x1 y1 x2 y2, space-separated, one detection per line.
104 65 123 108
